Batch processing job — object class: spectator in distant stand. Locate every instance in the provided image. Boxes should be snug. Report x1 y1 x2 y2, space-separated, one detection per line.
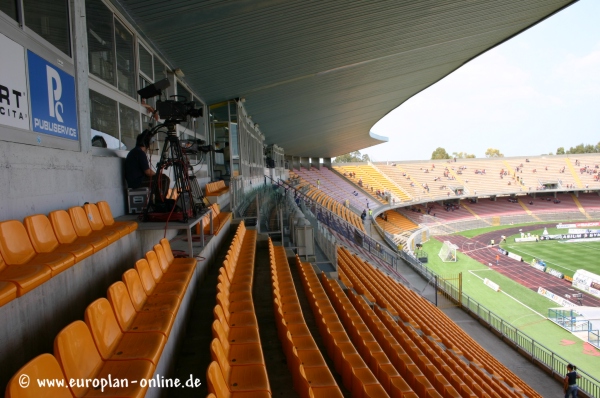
316 179 321 189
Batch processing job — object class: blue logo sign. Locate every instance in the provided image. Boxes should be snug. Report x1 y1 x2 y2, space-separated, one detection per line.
27 51 78 140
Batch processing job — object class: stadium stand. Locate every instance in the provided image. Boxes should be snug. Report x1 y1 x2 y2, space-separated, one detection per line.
329 156 600 208
269 239 344 398
334 164 411 204
295 167 375 211
296 256 389 397
336 246 542 398
321 273 418 397
5 238 195 398
207 222 272 397
301 183 368 233
0 202 136 304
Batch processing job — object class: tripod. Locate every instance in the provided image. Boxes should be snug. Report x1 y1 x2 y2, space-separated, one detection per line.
144 123 197 222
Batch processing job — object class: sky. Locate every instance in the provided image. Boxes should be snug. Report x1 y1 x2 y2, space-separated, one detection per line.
365 0 600 162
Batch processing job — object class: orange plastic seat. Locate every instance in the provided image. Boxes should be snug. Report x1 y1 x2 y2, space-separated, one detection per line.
0 220 74 277
68 206 114 246
0 280 17 306
5 353 72 398
107 281 174 336
49 210 107 253
122 269 180 314
54 321 154 398
83 203 123 241
217 291 255 314
145 249 192 286
24 214 94 263
135 258 187 297
153 244 195 278
206 361 271 398
212 324 264 366
85 298 166 365
96 201 137 233
214 306 261 344
0 243 52 298
160 238 196 268
212 337 270 393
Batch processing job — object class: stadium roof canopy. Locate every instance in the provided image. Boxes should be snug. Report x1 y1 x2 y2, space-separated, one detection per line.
118 0 575 158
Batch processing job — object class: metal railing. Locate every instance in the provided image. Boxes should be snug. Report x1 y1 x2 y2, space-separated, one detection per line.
270 176 401 266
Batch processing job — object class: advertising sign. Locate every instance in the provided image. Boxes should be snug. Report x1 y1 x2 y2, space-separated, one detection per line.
0 33 29 130
557 222 600 229
27 50 78 140
541 233 600 241
507 252 522 262
545 267 564 279
483 278 500 292
537 287 578 308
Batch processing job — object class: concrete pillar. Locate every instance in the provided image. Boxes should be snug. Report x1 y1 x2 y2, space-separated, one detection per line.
285 155 294 170
311 158 321 170
554 192 557 198
71 0 91 154
323 157 332 169
300 157 310 170
292 157 300 170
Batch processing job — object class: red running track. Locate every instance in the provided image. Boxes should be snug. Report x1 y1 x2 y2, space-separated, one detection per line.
436 223 600 307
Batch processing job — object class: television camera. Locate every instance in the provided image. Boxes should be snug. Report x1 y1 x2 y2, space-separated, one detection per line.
137 78 210 222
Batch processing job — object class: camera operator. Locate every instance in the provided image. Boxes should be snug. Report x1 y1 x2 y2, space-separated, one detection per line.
125 133 170 197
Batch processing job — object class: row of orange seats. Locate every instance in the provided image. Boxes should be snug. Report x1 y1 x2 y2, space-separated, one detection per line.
207 222 272 397
338 247 540 398
338 249 501 397
5 239 196 398
305 188 366 233
269 240 343 398
199 204 232 236
296 258 388 397
321 273 417 397
0 201 137 307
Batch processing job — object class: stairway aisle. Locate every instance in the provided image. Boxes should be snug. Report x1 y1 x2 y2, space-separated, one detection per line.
167 230 235 398
287 252 352 397
252 237 298 397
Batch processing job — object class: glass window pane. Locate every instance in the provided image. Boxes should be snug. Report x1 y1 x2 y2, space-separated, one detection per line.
119 103 140 150
87 0 114 85
154 58 167 81
23 0 70 55
115 20 135 97
176 81 191 101
1 0 18 21
90 90 120 149
138 44 152 79
230 123 239 158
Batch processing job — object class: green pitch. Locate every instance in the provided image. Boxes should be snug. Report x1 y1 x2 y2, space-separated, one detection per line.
500 227 600 278
422 237 600 379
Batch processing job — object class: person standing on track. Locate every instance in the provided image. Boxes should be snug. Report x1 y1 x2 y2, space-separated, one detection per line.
564 364 581 398
496 254 500 266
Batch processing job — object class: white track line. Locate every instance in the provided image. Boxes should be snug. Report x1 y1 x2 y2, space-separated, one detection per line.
468 270 545 319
